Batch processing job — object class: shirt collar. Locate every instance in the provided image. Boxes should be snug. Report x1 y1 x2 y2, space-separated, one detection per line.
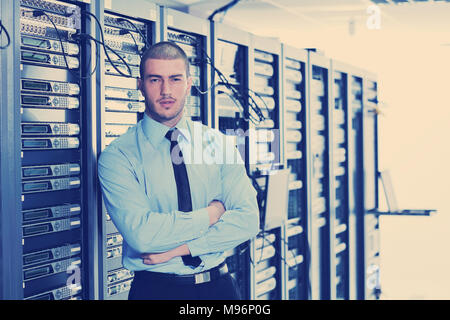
142 112 191 148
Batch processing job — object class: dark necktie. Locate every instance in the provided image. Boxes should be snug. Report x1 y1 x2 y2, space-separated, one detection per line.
165 128 202 268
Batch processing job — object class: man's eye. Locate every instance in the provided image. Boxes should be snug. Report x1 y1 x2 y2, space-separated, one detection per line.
149 78 160 83
172 78 182 82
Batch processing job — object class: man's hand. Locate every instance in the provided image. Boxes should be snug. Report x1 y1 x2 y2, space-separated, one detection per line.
141 244 191 265
141 201 226 265
141 251 174 265
207 200 226 226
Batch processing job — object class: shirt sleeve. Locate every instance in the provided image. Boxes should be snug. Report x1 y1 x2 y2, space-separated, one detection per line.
98 146 210 253
186 151 260 257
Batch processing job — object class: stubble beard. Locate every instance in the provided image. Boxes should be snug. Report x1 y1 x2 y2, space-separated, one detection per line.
144 95 187 126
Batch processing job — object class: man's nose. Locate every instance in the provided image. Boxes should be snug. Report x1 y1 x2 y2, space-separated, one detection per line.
161 80 171 95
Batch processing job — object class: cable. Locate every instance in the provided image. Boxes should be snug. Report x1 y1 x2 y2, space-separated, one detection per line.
72 33 132 76
84 10 132 77
211 57 266 123
279 232 305 267
120 29 141 56
84 34 100 78
217 88 245 116
249 89 272 119
215 72 247 110
173 32 267 124
29 9 135 79
208 0 241 22
0 19 11 49
27 10 98 79
177 34 220 97
168 30 268 128
30 11 71 70
174 34 250 117
82 10 133 78
207 55 258 123
250 173 271 266
195 80 218 96
116 17 150 49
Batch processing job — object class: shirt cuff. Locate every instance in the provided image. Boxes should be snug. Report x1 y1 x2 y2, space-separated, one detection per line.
186 233 209 257
189 207 210 239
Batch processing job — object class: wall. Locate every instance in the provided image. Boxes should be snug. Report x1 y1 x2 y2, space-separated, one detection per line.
223 5 450 299
318 25 450 301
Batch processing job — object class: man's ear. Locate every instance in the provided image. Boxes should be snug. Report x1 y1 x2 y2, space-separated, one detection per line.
186 76 193 94
137 77 144 95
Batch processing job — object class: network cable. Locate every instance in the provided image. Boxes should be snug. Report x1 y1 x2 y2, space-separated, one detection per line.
26 10 99 79
82 10 133 78
28 9 136 79
195 81 218 96
118 28 141 56
249 88 272 120
250 173 271 266
278 232 305 268
205 48 266 124
227 173 267 271
208 0 242 22
72 32 133 75
211 57 267 124
0 19 11 49
171 33 221 98
116 17 150 50
217 88 248 120
175 32 267 124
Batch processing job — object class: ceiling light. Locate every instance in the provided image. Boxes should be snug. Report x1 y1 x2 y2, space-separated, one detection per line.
371 0 450 4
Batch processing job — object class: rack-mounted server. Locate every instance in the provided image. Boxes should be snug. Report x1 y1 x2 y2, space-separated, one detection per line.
306 51 331 300
248 35 283 301
281 44 308 300
329 61 352 300
162 8 210 125
98 1 158 300
211 22 252 299
0 2 383 301
19 0 84 300
362 75 381 300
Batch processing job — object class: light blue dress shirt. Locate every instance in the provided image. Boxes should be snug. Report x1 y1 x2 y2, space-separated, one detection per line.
98 113 259 275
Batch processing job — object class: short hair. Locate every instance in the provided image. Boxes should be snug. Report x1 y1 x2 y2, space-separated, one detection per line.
139 41 190 79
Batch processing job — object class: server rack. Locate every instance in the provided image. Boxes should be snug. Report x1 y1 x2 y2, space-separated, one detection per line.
248 34 284 301
0 3 384 300
280 44 309 300
329 60 354 300
0 0 23 300
347 68 366 300
0 0 97 300
362 73 381 300
210 21 252 300
160 7 210 126
306 50 331 300
84 0 102 301
96 0 159 301
346 68 381 300
210 23 250 133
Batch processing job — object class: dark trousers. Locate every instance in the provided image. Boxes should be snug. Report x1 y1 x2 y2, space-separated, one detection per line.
128 272 241 300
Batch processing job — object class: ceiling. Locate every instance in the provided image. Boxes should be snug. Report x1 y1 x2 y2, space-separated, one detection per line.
145 0 450 48
149 0 450 24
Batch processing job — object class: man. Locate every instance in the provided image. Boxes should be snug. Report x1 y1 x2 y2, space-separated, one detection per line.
98 41 259 300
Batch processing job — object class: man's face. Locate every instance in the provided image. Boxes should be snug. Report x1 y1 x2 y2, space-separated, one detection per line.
138 58 192 127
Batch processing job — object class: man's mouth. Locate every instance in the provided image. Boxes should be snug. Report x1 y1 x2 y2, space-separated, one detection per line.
159 99 176 108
